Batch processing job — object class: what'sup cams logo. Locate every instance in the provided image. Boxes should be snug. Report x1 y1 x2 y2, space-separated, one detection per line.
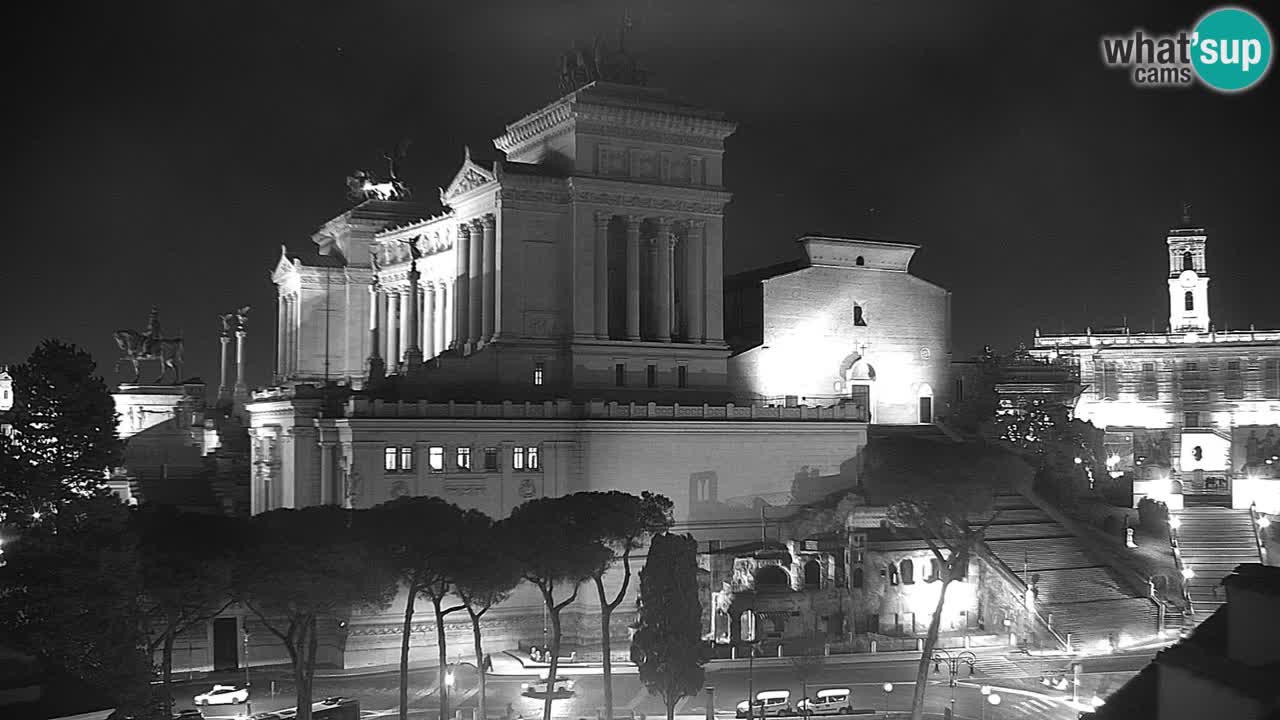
1101 6 1272 92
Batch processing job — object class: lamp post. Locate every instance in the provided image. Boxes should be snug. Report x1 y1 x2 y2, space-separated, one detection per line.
882 683 893 715
979 686 990 720
745 640 762 720
243 628 252 717
931 650 976 719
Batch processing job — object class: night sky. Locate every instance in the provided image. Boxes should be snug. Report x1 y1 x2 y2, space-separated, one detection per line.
4 1 1278 389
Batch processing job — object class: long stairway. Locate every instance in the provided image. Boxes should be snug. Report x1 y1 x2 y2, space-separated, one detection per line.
978 494 1160 649
1174 506 1262 620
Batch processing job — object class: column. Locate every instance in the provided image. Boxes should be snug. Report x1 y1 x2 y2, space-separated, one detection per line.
219 334 231 399
705 219 725 343
454 224 470 350
398 288 413 365
367 285 384 381
319 439 335 505
468 218 483 348
234 329 248 397
439 283 451 354
387 291 401 366
594 211 610 339
423 283 436 358
685 219 706 343
285 295 296 376
625 215 642 341
275 297 286 380
404 265 422 369
656 217 674 343
481 214 496 343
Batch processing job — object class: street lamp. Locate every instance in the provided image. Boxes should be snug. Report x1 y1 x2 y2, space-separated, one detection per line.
1181 566 1195 580
932 649 976 719
882 683 893 714
979 686 996 720
745 640 762 720
243 629 252 717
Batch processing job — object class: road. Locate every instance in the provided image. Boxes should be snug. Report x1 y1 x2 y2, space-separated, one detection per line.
166 648 1157 720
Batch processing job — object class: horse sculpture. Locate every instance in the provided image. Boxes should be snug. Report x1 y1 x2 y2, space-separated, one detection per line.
113 329 185 384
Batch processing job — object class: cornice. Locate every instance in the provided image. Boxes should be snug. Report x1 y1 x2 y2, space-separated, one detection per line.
568 178 732 217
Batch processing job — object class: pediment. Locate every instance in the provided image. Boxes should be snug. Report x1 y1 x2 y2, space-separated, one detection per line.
271 246 298 284
441 147 496 203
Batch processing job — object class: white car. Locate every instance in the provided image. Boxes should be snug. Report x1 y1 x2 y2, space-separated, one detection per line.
736 691 792 718
521 676 575 697
796 689 853 716
193 684 249 706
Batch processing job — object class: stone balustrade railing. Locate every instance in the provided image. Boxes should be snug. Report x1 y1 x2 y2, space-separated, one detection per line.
343 397 870 422
1035 328 1280 348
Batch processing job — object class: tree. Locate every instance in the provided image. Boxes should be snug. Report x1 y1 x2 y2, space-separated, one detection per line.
632 533 706 720
570 491 673 720
788 637 826 712
0 340 123 527
454 512 522 720
135 507 241 716
501 496 610 720
371 497 473 720
0 494 155 714
236 507 397 720
864 435 1029 720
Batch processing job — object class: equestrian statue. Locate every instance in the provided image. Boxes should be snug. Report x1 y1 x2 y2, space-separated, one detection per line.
114 306 185 384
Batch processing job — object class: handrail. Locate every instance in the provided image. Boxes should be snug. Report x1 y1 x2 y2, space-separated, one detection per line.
971 540 1070 651
1249 502 1267 562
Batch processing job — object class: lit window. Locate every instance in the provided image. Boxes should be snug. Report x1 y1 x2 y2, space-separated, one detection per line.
646 364 656 388
399 447 413 472
456 446 471 471
900 559 915 585
534 362 544 386
513 446 525 470
483 447 499 471
428 446 444 472
384 447 397 472
615 363 626 387
678 366 688 388
1185 291 1194 311
526 445 540 471
853 305 867 327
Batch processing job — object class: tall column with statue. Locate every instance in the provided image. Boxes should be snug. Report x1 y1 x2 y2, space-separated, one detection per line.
218 316 232 401
402 238 423 371
233 307 250 404
366 255 385 383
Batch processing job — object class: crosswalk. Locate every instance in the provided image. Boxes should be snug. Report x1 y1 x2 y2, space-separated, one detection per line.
1006 696 1061 716
973 656 1024 679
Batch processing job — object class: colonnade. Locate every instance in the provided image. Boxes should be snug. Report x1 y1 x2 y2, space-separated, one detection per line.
369 278 457 369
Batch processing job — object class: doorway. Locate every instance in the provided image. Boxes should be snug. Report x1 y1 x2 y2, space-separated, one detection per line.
212 617 239 671
918 396 933 424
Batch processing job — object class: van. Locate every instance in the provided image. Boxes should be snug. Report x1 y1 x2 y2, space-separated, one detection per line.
736 690 792 718
797 689 853 716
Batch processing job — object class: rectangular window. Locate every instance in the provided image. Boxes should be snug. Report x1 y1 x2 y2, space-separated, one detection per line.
384 447 398 472
513 446 525 471
953 378 964 403
1139 362 1158 401
456 446 471 471
646 364 656 388
399 447 414 472
1101 362 1119 400
428 446 445 472
1184 412 1200 428
678 366 688 388
1225 360 1244 399
483 447 499 471
615 363 626 387
1267 359 1280 399
526 445 540 471
533 362 544 386
1184 361 1199 372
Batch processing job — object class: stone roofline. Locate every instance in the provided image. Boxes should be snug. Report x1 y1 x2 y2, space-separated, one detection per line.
1032 328 1280 350
341 397 869 422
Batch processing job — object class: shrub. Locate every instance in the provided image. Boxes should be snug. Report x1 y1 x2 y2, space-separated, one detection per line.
1137 498 1169 530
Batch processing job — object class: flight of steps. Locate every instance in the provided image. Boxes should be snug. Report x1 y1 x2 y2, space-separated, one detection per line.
1174 506 1262 619
978 494 1160 649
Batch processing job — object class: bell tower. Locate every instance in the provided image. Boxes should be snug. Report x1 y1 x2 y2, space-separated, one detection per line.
1167 205 1210 334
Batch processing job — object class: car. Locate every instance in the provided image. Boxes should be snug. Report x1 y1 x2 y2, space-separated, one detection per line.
173 710 205 720
193 684 250 705
521 676 575 698
736 690 792 718
796 689 853 716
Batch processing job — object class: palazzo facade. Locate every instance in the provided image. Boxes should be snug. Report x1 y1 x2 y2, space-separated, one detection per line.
1031 218 1280 513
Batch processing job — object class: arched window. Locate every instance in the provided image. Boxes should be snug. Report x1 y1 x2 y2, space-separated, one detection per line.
929 558 941 582
853 305 867 327
852 567 864 588
1185 291 1194 311
755 565 789 591
1183 251 1194 271
803 559 821 588
855 256 865 266
900 559 915 585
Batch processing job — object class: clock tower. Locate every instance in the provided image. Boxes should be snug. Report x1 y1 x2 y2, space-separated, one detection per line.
1166 210 1210 334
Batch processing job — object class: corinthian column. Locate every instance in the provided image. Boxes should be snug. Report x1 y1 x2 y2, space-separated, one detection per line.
367 284 384 382
423 282 436 358
276 295 287 381
454 224 470 350
594 211 610 339
685 219 706 343
439 283 450 353
404 263 422 370
234 328 248 400
386 291 400 366
655 218 674 343
481 214 497 343
468 218 483 349
398 288 412 366
218 332 231 400
625 215 642 341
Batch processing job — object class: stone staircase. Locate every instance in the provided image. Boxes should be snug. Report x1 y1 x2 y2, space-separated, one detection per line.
1173 506 1262 620
979 494 1160 649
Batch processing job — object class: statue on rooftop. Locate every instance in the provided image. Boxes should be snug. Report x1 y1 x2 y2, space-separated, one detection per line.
558 12 647 94
346 140 413 202
114 306 185 384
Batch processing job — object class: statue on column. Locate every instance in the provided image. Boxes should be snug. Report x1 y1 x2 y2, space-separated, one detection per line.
113 306 185 384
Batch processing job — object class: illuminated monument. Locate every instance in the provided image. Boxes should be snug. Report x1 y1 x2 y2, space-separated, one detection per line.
1032 211 1280 514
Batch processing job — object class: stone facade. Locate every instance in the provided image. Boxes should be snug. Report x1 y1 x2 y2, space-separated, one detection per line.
726 236 951 424
1031 220 1280 512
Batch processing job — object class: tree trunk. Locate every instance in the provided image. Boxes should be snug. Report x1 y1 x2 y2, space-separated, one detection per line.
909 579 952 720
400 584 418 720
470 609 486 720
294 617 318 720
162 632 175 717
544 598 562 720
596 577 614 720
434 597 451 720
665 690 677 720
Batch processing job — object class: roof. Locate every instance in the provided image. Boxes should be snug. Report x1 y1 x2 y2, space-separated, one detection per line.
726 259 807 288
287 249 346 268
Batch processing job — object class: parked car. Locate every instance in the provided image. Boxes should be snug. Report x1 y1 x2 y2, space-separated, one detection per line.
193 684 250 705
736 690 792 718
173 710 205 720
797 689 853 716
521 676 575 697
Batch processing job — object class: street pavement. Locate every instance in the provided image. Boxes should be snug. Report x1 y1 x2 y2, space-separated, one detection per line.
165 647 1158 720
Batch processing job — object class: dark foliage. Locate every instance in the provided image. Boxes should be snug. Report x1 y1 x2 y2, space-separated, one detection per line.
632 533 705 720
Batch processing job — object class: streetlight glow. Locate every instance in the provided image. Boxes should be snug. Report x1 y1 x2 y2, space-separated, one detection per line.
1182 567 1195 580
980 685 991 696
1169 517 1182 530
1259 516 1272 529
1091 695 1105 708
988 693 1001 706
882 683 893 694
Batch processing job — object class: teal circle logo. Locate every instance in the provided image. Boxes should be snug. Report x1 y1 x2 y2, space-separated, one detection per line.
1192 6 1273 92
